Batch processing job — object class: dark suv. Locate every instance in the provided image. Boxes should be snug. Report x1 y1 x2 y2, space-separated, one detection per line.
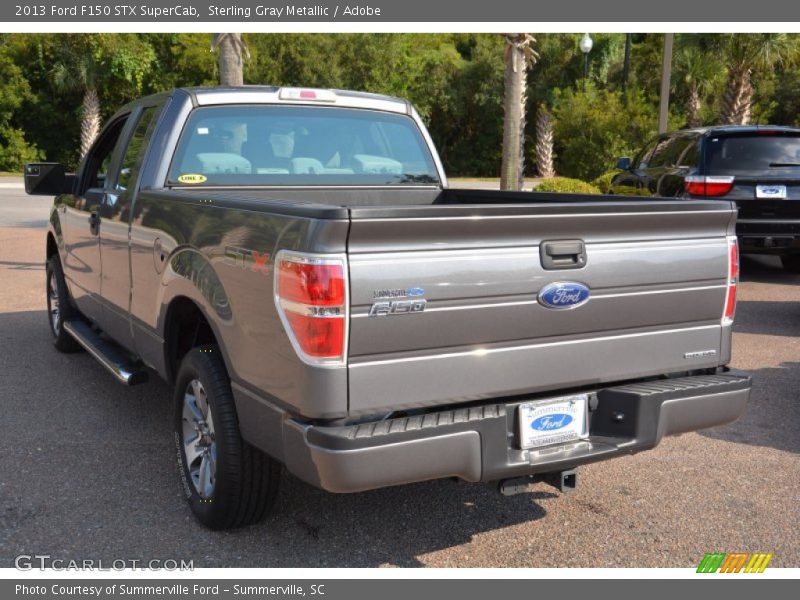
612 126 800 272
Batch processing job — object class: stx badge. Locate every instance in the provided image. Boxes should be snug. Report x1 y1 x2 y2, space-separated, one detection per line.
225 246 270 275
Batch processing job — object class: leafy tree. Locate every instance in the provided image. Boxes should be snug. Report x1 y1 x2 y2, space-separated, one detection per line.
0 49 41 170
550 83 670 181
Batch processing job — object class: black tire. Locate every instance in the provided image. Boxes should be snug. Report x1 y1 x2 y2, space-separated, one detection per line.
780 254 800 273
45 255 82 353
174 345 280 530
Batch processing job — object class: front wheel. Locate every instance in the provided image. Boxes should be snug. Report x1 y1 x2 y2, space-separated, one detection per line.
781 254 800 273
174 345 280 530
45 255 82 353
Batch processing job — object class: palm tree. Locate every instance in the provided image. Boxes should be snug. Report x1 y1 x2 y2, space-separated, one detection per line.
212 34 250 86
674 39 724 128
48 34 156 161
534 104 555 178
500 33 538 191
49 38 102 160
718 34 800 125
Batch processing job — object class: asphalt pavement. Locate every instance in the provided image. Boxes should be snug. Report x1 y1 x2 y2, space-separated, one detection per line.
0 181 797 568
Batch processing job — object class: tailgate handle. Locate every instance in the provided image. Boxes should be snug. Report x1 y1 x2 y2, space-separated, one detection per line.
541 240 586 270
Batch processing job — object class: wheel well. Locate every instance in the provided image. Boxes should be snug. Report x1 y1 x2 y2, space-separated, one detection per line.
165 297 218 383
46 233 57 260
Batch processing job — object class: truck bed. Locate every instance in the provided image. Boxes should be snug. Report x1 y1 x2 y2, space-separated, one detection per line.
142 187 736 417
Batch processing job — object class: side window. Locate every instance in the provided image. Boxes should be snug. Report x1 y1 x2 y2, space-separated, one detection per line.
646 137 675 168
104 106 161 223
116 107 159 191
635 138 660 169
676 137 701 168
80 116 129 193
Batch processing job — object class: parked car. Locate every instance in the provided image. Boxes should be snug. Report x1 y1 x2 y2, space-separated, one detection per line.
25 87 751 529
612 125 800 272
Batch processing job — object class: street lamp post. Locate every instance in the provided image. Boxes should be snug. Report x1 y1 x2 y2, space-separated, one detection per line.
579 33 593 79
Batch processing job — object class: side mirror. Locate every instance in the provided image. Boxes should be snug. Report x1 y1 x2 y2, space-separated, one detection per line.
616 157 632 171
24 163 74 195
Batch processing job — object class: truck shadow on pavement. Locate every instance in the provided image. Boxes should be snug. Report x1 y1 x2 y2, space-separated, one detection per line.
700 361 800 455
733 300 800 337
0 309 556 568
739 255 800 285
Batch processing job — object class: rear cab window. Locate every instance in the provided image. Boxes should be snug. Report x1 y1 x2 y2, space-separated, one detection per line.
167 105 440 187
705 133 800 174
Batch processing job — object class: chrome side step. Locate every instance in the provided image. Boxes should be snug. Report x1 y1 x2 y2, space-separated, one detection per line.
63 320 148 386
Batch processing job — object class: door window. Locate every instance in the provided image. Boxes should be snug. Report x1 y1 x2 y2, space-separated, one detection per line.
103 106 161 222
116 107 159 192
80 116 129 194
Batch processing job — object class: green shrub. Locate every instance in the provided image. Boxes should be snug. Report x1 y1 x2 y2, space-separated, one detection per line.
0 126 42 172
611 185 653 197
551 84 666 181
534 176 600 194
591 170 621 193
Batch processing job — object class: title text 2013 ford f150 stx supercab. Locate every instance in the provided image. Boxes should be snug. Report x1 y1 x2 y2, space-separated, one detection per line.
26 86 752 530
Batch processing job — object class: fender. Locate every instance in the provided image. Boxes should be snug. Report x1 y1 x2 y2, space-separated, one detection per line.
151 246 236 383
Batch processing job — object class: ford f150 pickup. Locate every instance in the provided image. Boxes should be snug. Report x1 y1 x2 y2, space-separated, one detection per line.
26 86 752 530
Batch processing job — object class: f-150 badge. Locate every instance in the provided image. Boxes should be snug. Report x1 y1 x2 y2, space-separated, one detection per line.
369 299 426 317
369 286 426 316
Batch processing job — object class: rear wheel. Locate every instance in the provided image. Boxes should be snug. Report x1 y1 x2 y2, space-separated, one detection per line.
45 255 82 353
781 254 800 273
174 345 280 529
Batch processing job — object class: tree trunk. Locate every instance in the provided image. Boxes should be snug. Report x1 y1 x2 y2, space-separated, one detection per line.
80 87 101 160
687 84 702 128
534 105 555 178
500 35 529 191
215 33 245 86
719 66 753 125
622 33 632 95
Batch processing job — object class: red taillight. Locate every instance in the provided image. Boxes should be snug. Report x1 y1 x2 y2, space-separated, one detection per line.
684 175 735 197
723 237 739 325
276 253 347 362
278 261 345 306
284 313 345 358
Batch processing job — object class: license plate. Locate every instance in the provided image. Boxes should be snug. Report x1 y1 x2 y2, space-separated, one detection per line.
518 394 589 449
756 184 787 199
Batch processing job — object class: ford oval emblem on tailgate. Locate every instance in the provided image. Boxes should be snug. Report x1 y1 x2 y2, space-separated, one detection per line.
531 413 574 431
538 282 590 309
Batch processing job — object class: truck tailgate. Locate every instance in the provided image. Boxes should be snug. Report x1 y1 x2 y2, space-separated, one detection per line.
346 199 736 416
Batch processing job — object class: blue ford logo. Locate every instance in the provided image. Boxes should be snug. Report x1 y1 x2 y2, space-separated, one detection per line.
538 282 590 309
531 414 573 431
406 287 425 297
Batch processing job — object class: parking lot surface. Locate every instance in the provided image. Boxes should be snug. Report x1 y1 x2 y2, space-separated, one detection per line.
1 184 798 567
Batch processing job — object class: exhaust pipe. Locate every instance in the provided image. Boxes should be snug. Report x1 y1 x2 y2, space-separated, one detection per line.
497 469 577 496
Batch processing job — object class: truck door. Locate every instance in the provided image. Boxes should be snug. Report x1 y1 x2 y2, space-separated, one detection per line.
97 105 162 351
61 115 130 323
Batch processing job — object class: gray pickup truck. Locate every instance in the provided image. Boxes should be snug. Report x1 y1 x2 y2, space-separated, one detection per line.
26 86 752 530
